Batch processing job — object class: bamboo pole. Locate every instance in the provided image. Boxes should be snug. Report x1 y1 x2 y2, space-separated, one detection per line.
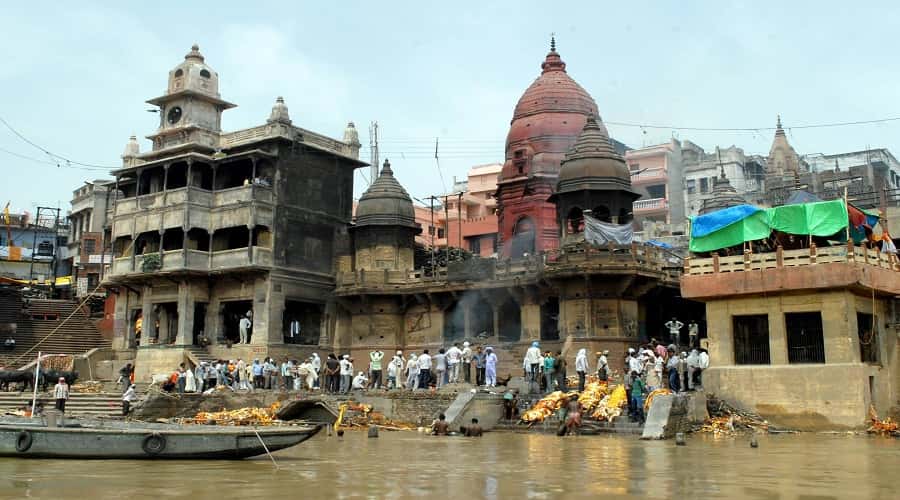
30 352 41 419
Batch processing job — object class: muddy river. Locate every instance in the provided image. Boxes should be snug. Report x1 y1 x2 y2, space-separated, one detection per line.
0 431 895 499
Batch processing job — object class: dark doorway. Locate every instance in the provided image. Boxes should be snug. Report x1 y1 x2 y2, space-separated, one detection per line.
130 308 142 348
155 302 178 344
193 302 207 345
222 300 253 344
541 297 560 341
283 300 323 345
857 312 878 363
443 301 465 342
471 299 494 338
498 299 521 342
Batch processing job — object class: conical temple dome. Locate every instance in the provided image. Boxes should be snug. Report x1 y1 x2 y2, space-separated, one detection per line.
700 169 746 214
554 116 639 198
354 159 417 228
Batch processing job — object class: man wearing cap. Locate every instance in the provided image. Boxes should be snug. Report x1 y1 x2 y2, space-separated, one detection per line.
53 377 69 413
387 350 404 389
461 342 473 383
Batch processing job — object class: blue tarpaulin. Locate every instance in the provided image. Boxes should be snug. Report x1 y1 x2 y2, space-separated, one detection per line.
690 204 764 238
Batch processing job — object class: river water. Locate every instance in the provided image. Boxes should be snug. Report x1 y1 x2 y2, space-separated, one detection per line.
0 431 895 499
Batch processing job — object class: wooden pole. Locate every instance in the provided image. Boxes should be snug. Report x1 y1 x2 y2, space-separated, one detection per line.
844 187 851 243
30 352 41 419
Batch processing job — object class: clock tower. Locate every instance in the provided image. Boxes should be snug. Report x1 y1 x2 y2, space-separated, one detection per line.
146 44 236 152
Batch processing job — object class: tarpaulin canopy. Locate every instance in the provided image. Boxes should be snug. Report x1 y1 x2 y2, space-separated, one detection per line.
689 209 771 252
584 215 633 245
690 204 763 238
766 199 849 236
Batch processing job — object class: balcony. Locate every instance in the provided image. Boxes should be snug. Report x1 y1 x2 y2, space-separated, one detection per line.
682 243 900 300
630 168 667 184
632 197 668 213
106 247 273 280
112 185 273 234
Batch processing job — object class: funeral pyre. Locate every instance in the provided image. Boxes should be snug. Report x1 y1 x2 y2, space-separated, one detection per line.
696 396 769 435
193 402 281 426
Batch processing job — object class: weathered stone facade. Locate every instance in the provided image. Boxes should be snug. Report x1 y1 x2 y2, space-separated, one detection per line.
104 45 363 380
682 245 900 429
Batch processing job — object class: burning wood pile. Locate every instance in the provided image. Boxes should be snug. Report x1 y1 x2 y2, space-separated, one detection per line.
697 397 768 435
193 402 281 426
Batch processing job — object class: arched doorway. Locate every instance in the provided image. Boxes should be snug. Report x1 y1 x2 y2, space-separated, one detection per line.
566 207 584 234
511 217 535 258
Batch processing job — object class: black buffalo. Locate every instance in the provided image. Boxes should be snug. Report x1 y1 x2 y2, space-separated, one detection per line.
40 370 79 391
0 370 36 391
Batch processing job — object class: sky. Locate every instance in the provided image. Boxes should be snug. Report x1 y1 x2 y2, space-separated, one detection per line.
3 1 900 214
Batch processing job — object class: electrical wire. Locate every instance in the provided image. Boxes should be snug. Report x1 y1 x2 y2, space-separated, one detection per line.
0 115 114 170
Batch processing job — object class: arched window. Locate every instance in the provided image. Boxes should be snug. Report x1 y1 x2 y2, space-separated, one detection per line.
511 216 535 258
174 69 183 77
199 69 211 78
567 207 584 234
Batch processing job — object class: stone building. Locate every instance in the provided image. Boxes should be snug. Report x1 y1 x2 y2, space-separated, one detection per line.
103 45 363 378
682 244 899 428
333 45 684 375
67 180 114 297
767 115 803 176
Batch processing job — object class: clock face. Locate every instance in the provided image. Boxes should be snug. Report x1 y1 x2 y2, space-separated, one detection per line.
167 106 182 125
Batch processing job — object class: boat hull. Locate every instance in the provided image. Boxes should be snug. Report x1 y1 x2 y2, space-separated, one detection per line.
0 424 321 459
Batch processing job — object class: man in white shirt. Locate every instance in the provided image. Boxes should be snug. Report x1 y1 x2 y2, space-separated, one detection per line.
664 317 684 346
688 321 699 348
417 349 432 390
523 341 542 388
461 342 473 383
696 348 710 389
339 355 353 394
53 377 69 413
238 314 252 344
596 350 609 381
122 384 137 416
627 350 643 376
446 343 462 384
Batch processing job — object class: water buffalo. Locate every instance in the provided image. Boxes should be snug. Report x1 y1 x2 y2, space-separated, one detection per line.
0 370 35 391
40 370 79 391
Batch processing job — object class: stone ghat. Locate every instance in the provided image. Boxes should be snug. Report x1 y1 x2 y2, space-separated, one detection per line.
134 389 461 425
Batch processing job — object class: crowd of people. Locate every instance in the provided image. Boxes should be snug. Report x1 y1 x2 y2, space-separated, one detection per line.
622 340 710 424
156 355 324 394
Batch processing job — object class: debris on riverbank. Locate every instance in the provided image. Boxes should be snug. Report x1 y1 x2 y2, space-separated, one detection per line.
867 406 899 436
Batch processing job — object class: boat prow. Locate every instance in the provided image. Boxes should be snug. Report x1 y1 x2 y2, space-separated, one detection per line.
0 421 322 459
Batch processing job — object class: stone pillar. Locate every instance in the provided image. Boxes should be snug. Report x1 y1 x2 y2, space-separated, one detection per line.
175 281 193 345
767 309 788 365
520 301 542 341
140 287 156 346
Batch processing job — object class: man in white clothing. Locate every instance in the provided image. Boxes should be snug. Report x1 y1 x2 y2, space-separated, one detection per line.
523 341 542 390
417 349 432 389
461 342 473 383
311 353 321 389
238 314 252 344
664 317 684 346
575 348 589 392
339 355 353 394
688 321 699 348
446 343 462 384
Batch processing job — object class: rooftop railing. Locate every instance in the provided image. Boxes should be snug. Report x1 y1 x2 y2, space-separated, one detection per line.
684 242 900 275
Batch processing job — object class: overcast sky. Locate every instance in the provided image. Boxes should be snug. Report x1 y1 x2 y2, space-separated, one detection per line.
3 1 900 214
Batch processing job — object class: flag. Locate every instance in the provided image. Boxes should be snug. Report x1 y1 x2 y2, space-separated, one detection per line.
2 202 9 225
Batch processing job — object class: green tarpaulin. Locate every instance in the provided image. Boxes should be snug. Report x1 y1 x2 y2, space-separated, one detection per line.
689 199 850 253
766 199 848 236
689 210 771 253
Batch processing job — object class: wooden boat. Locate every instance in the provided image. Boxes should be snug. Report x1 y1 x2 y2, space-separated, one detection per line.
0 420 321 459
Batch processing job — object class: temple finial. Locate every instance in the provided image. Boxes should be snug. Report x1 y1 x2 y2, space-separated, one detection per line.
550 33 556 52
776 114 782 129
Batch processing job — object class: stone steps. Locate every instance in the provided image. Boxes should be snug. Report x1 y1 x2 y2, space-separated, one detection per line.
0 392 123 417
